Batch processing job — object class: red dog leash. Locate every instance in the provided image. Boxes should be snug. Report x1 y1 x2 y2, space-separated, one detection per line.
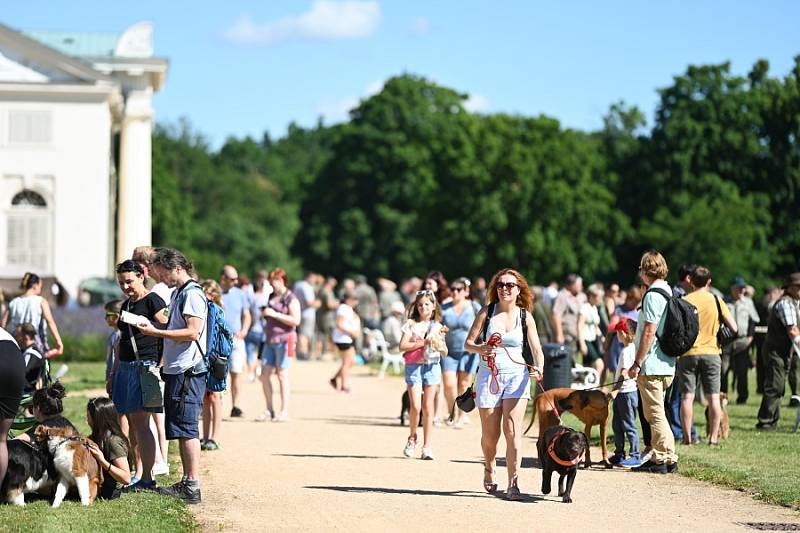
482 333 560 421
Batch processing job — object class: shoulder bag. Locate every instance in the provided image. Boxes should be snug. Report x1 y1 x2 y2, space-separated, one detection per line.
715 296 736 348
126 300 164 409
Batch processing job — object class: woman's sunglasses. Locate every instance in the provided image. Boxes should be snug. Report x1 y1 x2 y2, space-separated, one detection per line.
449 286 466 292
416 289 436 298
497 282 519 291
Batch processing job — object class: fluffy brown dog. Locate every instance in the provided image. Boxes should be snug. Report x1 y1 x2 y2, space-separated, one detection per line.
34 426 103 507
705 392 730 440
525 387 611 468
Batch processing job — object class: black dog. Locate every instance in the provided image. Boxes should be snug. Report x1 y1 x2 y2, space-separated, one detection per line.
538 425 588 503
2 439 56 506
400 391 423 427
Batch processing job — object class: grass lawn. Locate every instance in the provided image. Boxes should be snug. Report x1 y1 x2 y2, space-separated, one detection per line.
550 377 800 511
0 362 198 533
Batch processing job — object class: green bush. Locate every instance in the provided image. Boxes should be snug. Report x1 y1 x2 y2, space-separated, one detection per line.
60 333 107 362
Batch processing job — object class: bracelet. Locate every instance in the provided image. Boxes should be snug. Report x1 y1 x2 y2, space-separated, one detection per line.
104 462 111 472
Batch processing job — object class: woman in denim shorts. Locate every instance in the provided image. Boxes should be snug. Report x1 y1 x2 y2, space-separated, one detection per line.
111 260 168 491
258 268 301 423
399 290 448 460
441 277 480 428
465 269 544 501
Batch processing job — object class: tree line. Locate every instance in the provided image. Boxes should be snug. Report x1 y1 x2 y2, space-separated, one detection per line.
152 56 800 290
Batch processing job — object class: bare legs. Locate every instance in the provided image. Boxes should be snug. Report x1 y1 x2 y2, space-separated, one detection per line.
261 365 290 419
442 371 457 422
202 392 222 442
682 391 722 443
129 411 156 483
479 398 528 490
407 384 436 450
0 418 12 488
331 347 356 391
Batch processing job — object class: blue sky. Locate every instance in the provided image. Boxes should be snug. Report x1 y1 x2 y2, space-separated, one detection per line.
5 1 799 147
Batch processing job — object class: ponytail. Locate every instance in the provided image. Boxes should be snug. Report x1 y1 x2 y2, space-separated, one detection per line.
20 272 40 290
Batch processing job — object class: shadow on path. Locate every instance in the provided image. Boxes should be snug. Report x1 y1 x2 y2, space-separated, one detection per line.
275 453 405 460
301 416 402 428
305 485 542 502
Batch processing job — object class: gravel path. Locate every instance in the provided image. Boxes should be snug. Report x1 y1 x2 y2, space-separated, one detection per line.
192 361 798 532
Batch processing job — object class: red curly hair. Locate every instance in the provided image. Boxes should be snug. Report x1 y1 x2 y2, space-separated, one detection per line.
486 268 533 312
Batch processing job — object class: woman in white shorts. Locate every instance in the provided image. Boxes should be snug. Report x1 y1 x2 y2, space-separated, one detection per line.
465 268 544 500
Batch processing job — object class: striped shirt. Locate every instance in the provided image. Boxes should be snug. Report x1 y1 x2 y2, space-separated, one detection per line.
773 297 799 328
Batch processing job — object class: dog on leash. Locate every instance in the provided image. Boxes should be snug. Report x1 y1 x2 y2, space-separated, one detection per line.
704 392 730 440
1 440 56 506
34 426 103 507
525 387 611 468
539 425 588 503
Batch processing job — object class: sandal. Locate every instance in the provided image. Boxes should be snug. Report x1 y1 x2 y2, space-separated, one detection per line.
506 476 523 501
483 467 497 493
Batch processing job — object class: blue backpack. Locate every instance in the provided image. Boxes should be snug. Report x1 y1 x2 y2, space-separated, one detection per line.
176 281 234 392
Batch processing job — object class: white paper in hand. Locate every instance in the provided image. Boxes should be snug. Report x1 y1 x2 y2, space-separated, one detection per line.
121 310 150 328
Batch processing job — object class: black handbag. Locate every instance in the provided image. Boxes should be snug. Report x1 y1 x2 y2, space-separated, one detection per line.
715 296 736 348
455 386 476 413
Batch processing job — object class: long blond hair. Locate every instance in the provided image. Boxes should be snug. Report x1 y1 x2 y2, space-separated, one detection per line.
201 279 223 307
406 290 442 323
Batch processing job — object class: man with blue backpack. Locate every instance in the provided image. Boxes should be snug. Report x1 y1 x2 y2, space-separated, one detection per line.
138 247 209 504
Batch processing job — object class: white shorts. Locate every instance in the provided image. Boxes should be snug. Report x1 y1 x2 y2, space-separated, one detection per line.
229 338 247 374
475 367 530 409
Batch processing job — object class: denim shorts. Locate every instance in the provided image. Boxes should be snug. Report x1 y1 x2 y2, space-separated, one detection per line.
163 371 206 440
475 367 530 408
245 330 264 364
441 351 479 374
262 342 292 369
112 360 163 415
405 363 442 387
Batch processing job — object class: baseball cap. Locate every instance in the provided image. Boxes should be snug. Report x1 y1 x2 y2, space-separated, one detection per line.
611 318 637 334
732 276 747 288
784 272 800 288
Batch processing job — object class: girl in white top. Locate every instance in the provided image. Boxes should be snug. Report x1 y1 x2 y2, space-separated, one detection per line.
1 273 63 358
577 284 605 376
399 290 447 460
465 268 544 501
329 291 361 393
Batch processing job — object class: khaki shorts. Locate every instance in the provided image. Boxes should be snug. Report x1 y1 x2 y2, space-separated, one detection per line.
677 355 721 395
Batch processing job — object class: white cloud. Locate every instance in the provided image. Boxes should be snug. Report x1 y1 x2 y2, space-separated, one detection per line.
223 1 381 46
464 93 489 113
411 16 431 36
316 79 384 123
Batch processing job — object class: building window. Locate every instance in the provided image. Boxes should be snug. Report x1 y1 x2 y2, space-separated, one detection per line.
7 189 51 271
7 111 52 144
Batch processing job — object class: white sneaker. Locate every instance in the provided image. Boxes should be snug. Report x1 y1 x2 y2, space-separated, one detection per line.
639 451 653 464
432 416 443 427
420 447 434 460
248 373 256 383
152 462 169 476
403 436 417 458
461 414 471 425
255 366 262 378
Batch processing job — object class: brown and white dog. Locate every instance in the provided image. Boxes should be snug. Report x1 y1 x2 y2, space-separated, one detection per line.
34 426 103 507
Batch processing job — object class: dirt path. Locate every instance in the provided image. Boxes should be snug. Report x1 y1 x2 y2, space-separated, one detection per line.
193 361 797 532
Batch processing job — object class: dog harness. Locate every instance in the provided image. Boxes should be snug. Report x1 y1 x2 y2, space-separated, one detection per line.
547 429 585 467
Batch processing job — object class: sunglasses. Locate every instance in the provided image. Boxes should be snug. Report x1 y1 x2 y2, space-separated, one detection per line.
497 282 519 291
105 312 118 318
450 286 466 292
416 289 436 298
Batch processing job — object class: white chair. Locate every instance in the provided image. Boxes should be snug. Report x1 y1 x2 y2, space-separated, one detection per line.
571 364 600 390
364 328 404 378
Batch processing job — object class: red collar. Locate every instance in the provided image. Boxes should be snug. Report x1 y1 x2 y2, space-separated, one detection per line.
547 429 584 467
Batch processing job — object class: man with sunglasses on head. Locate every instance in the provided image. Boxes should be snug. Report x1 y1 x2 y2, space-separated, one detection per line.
219 265 251 419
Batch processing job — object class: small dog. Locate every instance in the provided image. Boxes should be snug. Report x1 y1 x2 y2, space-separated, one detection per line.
1 440 56 506
705 392 730 440
34 426 103 507
525 387 611 468
539 425 588 503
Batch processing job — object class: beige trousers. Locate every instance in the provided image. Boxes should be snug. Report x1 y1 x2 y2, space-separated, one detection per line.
637 374 678 465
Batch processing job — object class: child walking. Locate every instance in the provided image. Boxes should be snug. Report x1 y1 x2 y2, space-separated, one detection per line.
399 290 448 460
608 318 641 468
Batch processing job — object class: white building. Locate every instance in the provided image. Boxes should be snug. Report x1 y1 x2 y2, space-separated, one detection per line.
0 21 167 297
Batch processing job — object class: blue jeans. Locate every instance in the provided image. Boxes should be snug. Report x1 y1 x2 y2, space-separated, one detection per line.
613 391 640 458
666 379 697 442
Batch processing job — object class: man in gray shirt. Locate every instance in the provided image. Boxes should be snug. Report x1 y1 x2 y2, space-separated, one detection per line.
139 248 206 504
723 276 760 404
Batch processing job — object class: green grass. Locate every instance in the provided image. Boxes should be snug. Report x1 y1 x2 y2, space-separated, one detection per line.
56 362 107 392
546 379 800 511
1 363 198 533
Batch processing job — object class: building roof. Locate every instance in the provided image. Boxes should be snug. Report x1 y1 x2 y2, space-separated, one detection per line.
22 30 120 58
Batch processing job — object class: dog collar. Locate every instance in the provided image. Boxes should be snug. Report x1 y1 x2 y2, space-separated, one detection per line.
547 429 584 467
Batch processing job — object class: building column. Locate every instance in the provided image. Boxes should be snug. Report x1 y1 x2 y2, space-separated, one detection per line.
116 86 153 263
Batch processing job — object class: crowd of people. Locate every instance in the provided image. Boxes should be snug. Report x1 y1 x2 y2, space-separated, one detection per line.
0 245 799 505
